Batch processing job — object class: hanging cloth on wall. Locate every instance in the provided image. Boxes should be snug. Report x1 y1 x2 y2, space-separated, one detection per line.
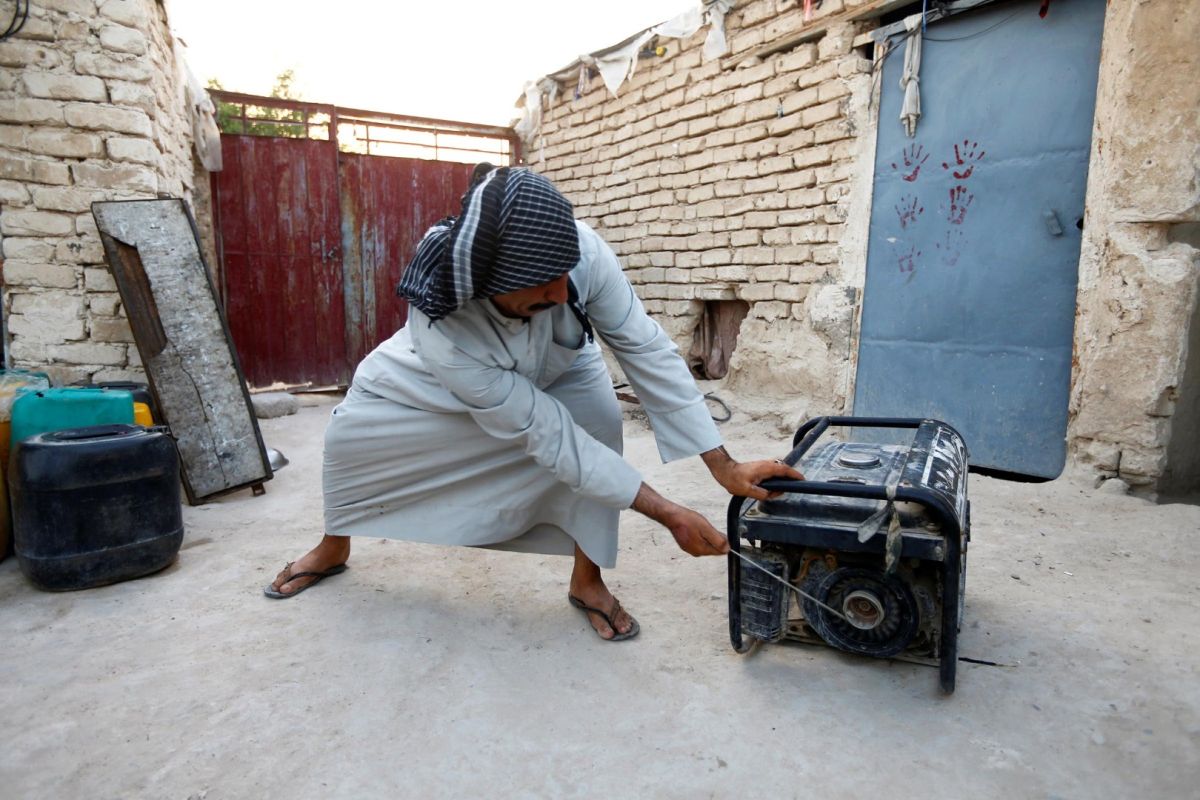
701 0 735 60
172 37 222 171
899 13 924 138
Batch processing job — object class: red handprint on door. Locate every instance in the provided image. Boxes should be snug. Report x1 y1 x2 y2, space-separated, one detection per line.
942 140 985 180
895 194 924 229
948 186 974 225
891 144 929 182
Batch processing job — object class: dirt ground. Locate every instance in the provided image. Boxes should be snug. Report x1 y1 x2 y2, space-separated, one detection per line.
1 392 1197 799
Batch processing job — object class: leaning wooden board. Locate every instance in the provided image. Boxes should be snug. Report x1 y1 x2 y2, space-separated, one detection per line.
92 199 272 503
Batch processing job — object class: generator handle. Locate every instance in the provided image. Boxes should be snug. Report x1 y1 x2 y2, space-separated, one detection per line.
790 415 930 451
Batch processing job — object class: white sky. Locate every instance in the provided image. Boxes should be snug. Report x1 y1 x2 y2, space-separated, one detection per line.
167 0 696 126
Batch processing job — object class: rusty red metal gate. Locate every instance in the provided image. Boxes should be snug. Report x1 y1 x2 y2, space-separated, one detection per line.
210 92 516 388
339 155 474 367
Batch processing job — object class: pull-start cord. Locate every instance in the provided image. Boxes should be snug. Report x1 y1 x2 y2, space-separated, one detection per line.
727 545 850 624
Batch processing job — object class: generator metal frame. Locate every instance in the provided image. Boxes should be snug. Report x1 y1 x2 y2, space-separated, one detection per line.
726 416 968 694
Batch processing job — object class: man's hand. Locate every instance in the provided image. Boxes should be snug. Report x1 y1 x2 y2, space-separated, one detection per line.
701 446 805 501
631 482 729 557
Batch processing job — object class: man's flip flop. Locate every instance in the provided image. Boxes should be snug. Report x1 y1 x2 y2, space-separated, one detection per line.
568 594 640 641
263 563 348 599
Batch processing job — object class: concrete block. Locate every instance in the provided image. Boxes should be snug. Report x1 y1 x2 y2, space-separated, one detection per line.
779 209 817 226
2 260 78 288
30 185 109 213
70 162 157 193
743 211 778 228
744 98 780 123
744 175 782 191
98 0 143 26
694 284 737 301
818 80 851 103
99 24 148 55
818 22 856 60
650 252 675 268
1 210 74 236
75 212 99 237
802 100 841 128
790 263 827 282
0 154 68 185
0 40 62 70
89 293 121 315
778 44 818 72
797 62 838 90
775 283 809 302
73 52 151 82
7 338 50 363
22 72 107 102
56 236 106 264
93 367 145 382
781 87 819 115
751 301 790 320
57 20 92 41
763 229 792 246
9 289 84 325
745 139 779 159
14 14 53 41
740 283 776 301
89 316 134 343
779 247 815 265
64 102 151 135
753 264 790 282
766 113 805 136
702 250 734 267
715 265 749 281
49 341 127 366
0 98 66 125
758 156 795 176
40 0 96 13
106 136 159 165
0 178 31 205
84 266 118 291
812 245 839 264
1 237 53 261
793 225 829 244
250 390 299 419
25 128 105 158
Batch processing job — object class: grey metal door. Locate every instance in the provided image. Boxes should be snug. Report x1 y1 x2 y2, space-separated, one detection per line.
852 0 1106 477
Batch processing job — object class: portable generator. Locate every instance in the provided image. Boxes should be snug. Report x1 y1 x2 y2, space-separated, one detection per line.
727 417 970 693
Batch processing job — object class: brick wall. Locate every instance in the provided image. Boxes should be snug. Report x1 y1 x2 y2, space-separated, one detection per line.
528 0 1200 491
530 0 875 426
0 0 207 384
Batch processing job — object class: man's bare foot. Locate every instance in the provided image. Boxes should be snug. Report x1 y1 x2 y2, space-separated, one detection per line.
269 534 351 596
569 545 637 640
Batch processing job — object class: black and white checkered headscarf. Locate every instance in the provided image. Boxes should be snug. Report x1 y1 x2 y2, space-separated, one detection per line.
398 167 581 322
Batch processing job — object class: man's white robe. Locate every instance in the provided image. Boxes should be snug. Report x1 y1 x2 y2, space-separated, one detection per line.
321 222 722 568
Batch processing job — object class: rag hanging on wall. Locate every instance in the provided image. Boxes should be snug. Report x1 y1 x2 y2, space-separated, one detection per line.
899 13 924 137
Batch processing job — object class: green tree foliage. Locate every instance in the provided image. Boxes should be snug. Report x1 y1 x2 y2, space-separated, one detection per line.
208 70 313 138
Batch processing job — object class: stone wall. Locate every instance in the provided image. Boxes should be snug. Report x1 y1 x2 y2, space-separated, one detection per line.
1067 0 1200 492
526 0 1200 493
0 0 208 385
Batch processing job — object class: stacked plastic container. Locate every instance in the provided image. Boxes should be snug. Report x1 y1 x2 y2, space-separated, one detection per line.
0 370 50 561
6 381 183 590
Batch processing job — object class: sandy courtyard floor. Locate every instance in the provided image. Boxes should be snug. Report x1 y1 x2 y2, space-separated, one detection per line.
1 393 1197 798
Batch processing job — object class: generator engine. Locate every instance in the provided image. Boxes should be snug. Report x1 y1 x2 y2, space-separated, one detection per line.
728 417 970 693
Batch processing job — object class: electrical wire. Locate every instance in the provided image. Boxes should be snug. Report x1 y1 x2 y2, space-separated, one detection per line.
1 0 30 42
922 7 1023 41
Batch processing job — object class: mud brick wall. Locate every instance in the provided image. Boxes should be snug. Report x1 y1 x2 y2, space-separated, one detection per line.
0 0 208 384
531 0 877 427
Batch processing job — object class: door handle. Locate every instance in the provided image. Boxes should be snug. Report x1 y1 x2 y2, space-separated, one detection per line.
1042 208 1064 236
